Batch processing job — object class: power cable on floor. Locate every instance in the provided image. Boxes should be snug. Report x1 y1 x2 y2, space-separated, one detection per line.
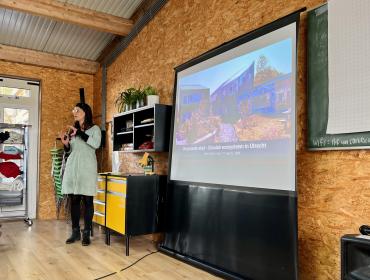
94 250 159 280
120 250 158 272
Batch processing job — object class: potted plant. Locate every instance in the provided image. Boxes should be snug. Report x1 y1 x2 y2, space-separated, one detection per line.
133 88 146 108
143 86 159 106
115 88 135 112
126 87 139 109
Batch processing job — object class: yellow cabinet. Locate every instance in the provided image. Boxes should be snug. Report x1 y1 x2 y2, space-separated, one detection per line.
107 176 127 193
93 175 107 226
93 211 105 226
97 175 105 190
106 192 126 234
94 173 167 256
96 190 105 202
105 176 126 234
93 200 105 214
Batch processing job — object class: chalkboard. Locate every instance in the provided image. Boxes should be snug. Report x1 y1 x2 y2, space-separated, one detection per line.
308 4 370 150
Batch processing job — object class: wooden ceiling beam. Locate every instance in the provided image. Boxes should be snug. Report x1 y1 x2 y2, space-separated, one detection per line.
0 44 99 74
0 0 133 36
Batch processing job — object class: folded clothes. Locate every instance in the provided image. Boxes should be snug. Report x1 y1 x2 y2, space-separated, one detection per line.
4 146 23 155
0 182 11 190
3 131 23 144
0 162 21 178
0 152 22 161
141 118 154 124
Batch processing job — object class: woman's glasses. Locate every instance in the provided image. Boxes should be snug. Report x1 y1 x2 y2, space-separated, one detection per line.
72 108 81 114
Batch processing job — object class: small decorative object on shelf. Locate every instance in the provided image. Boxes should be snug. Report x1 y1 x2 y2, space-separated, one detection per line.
138 152 155 175
121 143 133 151
143 86 159 106
141 118 154 124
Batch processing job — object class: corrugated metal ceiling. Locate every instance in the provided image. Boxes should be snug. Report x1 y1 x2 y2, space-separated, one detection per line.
0 0 144 61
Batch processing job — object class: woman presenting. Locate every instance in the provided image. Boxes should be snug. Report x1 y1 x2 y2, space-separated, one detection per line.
60 103 101 246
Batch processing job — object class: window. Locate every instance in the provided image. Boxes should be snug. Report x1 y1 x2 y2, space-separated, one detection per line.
0 86 30 98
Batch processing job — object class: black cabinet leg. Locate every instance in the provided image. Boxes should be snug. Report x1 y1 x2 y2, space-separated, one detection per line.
90 224 94 237
125 235 130 256
105 228 111 245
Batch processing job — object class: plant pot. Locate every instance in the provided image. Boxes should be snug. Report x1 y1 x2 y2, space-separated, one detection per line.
147 95 159 106
125 104 131 111
137 100 145 108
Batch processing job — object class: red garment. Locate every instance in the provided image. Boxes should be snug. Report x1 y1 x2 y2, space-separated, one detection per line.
0 152 21 161
138 141 154 150
0 162 20 178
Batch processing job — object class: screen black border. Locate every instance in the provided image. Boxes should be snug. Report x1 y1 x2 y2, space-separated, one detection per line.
167 8 305 193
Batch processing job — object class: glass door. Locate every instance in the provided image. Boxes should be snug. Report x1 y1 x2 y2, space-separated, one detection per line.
0 76 39 219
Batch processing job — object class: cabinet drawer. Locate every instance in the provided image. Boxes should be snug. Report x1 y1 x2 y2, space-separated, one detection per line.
93 200 105 213
106 192 126 234
97 176 105 190
95 190 105 202
107 177 127 194
93 211 105 226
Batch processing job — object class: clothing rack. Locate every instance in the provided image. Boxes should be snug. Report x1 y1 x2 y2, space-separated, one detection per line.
0 123 32 226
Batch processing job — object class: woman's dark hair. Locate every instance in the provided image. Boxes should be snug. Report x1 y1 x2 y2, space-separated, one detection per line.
74 102 93 130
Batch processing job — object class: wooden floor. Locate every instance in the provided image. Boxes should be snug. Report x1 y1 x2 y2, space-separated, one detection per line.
0 220 220 280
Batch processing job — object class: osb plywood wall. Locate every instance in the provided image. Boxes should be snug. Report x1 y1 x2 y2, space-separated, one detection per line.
1 60 93 219
94 0 370 279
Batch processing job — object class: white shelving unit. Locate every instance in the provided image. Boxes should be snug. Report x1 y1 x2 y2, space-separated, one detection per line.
0 123 32 226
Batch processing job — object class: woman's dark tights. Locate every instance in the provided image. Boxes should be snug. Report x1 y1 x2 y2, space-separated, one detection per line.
70 194 94 231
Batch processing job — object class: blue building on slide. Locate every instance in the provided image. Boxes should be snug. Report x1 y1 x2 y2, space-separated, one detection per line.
178 61 292 122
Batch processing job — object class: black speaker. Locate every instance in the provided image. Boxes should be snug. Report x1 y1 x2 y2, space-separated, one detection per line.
79 88 85 103
341 234 370 280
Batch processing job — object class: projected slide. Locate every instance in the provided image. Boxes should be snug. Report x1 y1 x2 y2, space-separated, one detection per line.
170 23 296 191
176 41 292 146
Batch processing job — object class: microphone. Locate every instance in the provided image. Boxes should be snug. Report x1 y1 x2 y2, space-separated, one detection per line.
63 127 73 141
359 225 370 235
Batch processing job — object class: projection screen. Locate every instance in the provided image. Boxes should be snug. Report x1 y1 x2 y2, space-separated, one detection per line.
170 23 297 191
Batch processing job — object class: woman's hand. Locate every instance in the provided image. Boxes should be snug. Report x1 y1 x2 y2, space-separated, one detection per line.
59 131 69 146
68 126 77 137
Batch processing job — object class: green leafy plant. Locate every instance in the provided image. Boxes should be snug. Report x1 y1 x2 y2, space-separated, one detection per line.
115 92 125 113
136 88 146 102
115 88 136 112
125 87 138 102
142 86 158 96
131 87 146 106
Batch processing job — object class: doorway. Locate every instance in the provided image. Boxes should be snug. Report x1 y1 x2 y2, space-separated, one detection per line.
0 76 40 219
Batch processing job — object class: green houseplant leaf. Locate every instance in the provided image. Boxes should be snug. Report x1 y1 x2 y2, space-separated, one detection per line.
115 88 136 112
142 86 158 96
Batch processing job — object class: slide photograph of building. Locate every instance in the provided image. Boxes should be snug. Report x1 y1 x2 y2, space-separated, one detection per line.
175 38 293 146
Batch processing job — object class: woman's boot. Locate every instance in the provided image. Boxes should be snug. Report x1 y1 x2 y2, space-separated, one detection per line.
66 228 81 244
82 229 91 246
